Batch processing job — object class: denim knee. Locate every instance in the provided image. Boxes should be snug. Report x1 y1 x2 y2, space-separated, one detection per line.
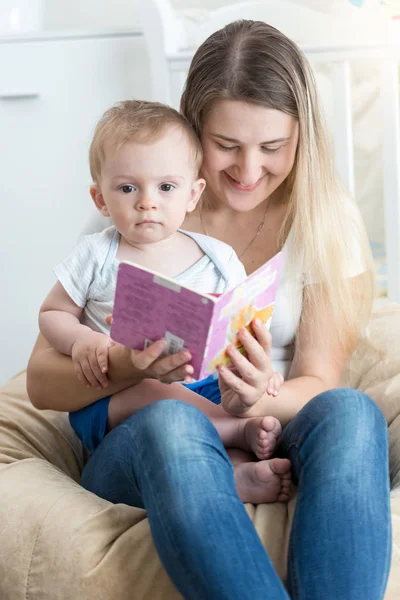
311 388 387 442
281 388 389 479
121 399 222 458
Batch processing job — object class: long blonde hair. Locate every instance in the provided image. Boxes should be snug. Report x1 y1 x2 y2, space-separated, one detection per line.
181 20 374 355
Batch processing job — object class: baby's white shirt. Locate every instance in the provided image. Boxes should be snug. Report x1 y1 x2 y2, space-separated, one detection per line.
54 226 247 341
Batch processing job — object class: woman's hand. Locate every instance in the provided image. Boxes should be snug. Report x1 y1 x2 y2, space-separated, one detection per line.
104 315 194 384
130 340 194 384
218 319 283 416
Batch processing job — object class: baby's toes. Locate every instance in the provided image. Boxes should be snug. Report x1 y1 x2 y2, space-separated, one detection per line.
261 416 282 440
255 443 272 460
278 479 292 502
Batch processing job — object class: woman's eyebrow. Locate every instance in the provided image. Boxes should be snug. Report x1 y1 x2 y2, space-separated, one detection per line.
211 133 291 144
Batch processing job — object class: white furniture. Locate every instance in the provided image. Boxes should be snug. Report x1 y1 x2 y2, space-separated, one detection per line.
0 0 43 35
140 0 400 303
0 30 150 385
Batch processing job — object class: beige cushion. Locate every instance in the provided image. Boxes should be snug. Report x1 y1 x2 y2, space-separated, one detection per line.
1 301 400 599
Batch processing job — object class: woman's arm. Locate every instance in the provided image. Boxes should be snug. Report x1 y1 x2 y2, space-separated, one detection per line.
39 281 118 388
27 333 193 412
220 284 348 425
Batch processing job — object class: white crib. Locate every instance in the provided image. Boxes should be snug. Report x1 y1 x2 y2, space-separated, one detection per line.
139 0 400 302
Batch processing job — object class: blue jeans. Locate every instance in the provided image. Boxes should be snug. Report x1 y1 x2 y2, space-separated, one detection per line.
81 388 391 599
69 374 221 453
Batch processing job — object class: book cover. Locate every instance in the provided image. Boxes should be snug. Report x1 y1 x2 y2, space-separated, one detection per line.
110 252 283 380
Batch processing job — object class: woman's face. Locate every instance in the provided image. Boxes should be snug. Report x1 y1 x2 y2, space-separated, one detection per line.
201 99 299 212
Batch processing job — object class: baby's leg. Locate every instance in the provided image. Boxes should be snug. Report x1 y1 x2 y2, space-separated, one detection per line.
108 380 281 459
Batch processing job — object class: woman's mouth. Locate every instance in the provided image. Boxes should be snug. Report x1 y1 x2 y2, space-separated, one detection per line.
224 172 264 192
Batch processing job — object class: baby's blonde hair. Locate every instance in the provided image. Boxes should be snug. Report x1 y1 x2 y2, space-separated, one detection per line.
89 100 203 183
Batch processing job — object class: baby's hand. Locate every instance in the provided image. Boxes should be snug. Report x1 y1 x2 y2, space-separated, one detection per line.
266 371 284 397
71 331 115 388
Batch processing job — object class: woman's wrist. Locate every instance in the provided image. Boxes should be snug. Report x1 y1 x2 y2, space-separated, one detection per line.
107 343 144 386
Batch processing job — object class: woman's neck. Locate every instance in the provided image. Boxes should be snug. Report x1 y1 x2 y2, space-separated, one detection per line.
195 187 288 273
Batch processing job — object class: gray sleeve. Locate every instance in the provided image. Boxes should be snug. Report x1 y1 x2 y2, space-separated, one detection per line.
225 249 247 291
53 235 100 307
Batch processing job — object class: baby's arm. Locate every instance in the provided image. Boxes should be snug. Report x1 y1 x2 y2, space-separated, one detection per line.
39 281 113 388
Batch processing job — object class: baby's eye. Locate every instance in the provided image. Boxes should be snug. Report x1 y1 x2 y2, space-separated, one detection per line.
160 183 175 192
119 185 135 193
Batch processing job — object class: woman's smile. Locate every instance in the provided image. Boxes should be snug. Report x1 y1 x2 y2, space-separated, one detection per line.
224 171 266 192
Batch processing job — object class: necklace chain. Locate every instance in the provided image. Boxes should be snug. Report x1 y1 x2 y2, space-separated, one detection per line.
200 201 269 259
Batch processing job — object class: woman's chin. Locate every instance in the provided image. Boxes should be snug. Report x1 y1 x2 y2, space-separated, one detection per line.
219 186 268 212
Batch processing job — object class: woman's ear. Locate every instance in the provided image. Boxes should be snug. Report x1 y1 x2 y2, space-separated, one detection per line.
90 184 110 217
187 178 206 213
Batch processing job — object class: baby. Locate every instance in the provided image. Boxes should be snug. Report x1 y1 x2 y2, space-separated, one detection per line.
39 100 291 504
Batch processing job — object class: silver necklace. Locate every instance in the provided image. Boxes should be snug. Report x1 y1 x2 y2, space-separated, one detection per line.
200 201 269 259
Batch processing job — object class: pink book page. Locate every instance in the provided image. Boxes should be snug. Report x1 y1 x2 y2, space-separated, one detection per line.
199 252 283 379
110 262 216 379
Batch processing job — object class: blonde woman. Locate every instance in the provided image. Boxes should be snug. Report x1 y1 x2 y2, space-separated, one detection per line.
27 20 391 600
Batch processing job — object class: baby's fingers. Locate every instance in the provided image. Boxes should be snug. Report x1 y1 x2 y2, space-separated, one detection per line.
267 372 284 397
77 358 99 388
74 361 90 388
96 346 109 375
87 350 108 388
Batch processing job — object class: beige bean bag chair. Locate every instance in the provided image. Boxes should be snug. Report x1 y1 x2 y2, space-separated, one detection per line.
1 301 400 599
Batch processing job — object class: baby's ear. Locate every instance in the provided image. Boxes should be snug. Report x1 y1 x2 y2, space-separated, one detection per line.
187 178 206 212
90 184 110 217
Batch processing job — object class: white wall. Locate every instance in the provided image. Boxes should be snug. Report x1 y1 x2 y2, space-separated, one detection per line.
42 0 337 31
43 0 139 30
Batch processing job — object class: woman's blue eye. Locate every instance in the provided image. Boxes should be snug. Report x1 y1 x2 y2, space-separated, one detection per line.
120 185 134 193
160 183 175 192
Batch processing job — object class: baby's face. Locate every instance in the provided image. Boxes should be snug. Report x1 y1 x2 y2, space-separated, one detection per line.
96 126 204 245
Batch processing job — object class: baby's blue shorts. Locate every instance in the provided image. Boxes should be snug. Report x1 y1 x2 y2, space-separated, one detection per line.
69 374 221 453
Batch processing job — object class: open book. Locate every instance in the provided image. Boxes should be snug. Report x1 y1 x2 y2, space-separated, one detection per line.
110 252 283 380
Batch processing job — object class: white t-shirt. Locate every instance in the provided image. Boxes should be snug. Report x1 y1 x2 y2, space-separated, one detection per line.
55 226 246 339
269 203 366 377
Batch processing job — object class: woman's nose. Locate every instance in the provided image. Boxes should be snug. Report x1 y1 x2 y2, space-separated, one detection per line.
236 152 263 186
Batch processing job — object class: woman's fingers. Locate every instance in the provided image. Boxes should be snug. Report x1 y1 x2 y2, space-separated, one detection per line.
131 340 168 370
232 323 272 373
225 342 259 385
248 319 273 361
131 340 193 381
217 365 255 406
159 363 194 384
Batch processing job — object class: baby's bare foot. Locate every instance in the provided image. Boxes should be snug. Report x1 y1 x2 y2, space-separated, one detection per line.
234 458 292 505
242 416 282 460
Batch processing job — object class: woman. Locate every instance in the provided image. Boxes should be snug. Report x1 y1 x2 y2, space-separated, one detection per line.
27 20 391 600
